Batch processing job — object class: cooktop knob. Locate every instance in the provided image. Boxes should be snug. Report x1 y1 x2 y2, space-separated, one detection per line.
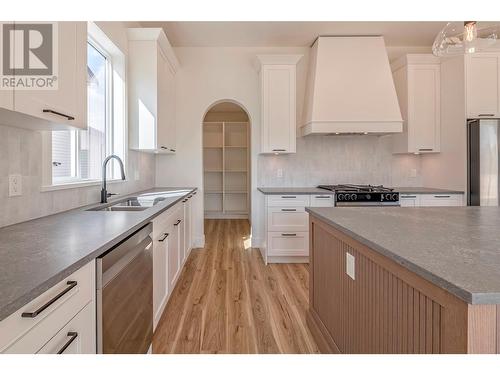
337 194 344 201
351 194 357 200
392 193 399 201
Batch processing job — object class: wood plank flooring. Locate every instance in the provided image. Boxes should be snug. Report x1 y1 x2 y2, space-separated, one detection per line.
152 219 319 354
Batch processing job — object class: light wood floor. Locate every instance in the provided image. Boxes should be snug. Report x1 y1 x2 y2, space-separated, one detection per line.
152 219 319 354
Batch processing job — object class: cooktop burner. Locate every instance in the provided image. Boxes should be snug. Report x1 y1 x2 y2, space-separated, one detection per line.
317 184 399 206
317 184 394 193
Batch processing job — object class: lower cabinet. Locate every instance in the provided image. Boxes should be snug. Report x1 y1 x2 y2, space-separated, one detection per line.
37 303 95 354
152 191 196 330
400 193 463 207
0 261 96 354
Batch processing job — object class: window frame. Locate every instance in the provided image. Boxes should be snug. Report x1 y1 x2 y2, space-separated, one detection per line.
42 23 127 191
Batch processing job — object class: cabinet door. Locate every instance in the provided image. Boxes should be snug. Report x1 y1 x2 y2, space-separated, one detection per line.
261 65 296 153
419 194 463 207
267 232 309 257
184 198 192 256
466 54 500 118
37 303 95 354
267 207 309 232
153 230 169 324
14 22 87 129
399 194 420 207
168 224 180 291
408 65 440 152
157 51 176 153
178 214 185 265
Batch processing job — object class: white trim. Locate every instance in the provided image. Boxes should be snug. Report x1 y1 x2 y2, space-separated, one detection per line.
40 178 128 192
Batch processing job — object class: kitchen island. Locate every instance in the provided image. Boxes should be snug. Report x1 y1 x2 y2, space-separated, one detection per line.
306 206 500 354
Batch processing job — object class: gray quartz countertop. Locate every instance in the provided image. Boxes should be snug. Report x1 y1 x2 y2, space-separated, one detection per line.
395 187 465 194
0 187 196 321
258 186 464 195
306 206 500 305
258 187 334 195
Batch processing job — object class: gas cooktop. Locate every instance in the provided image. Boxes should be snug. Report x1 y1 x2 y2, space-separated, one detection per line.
317 184 400 206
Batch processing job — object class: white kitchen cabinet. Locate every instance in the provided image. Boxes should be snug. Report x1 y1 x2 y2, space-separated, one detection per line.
310 194 335 207
419 193 463 207
128 28 179 153
399 194 421 207
168 217 181 291
0 22 87 131
267 232 309 257
391 54 441 154
0 261 95 354
465 53 500 118
37 303 95 354
257 55 302 154
267 207 309 232
183 193 193 259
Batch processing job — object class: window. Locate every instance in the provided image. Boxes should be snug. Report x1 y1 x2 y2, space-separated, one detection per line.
51 30 125 185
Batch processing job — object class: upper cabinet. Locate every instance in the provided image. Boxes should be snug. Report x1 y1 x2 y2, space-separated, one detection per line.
465 53 500 118
257 55 302 154
0 22 87 131
128 28 179 154
391 54 441 154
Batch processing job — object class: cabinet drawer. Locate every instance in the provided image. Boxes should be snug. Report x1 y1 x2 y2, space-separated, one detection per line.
310 194 334 207
0 261 95 353
267 207 309 232
267 232 309 257
37 302 95 354
267 195 310 207
420 194 463 207
399 194 421 207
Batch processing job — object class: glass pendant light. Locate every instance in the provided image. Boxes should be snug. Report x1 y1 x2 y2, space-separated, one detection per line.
432 21 499 57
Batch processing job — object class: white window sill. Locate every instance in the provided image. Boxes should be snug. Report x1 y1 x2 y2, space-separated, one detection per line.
40 178 128 192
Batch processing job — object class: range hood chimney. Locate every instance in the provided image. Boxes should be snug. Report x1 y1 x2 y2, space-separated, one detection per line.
301 36 403 136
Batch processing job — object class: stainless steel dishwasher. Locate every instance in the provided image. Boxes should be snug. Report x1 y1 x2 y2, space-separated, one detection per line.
96 223 153 354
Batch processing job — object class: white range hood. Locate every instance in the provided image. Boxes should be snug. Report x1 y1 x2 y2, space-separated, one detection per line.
301 36 403 136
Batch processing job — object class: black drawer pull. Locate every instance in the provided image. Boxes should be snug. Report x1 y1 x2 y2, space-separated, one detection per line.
43 109 75 121
182 199 188 202
174 219 181 226
281 233 297 237
281 208 297 212
22 281 78 318
188 195 193 199
281 196 296 199
418 148 433 151
158 233 169 242
434 195 451 198
272 149 286 152
315 195 330 198
401 195 417 199
57 332 78 354
478 114 495 117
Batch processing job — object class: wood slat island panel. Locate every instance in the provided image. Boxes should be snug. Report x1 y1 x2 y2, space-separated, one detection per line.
307 216 499 354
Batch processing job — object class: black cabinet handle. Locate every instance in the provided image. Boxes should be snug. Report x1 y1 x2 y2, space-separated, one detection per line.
42 109 75 121
479 114 495 117
281 196 296 199
174 219 181 226
158 233 169 242
170 149 176 152
182 199 188 202
401 195 417 199
188 195 193 199
315 195 330 198
418 148 433 152
281 208 297 212
272 149 286 152
22 281 78 318
57 332 78 354
434 195 451 198
281 233 297 237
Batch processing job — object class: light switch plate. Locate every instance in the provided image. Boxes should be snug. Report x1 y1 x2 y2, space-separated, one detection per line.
346 252 355 280
9 174 22 197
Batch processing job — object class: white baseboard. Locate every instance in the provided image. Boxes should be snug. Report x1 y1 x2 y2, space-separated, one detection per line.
266 256 309 264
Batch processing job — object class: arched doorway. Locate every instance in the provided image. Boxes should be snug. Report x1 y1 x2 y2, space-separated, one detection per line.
202 101 250 220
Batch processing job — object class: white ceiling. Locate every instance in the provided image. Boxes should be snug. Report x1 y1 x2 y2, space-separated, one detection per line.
140 21 448 47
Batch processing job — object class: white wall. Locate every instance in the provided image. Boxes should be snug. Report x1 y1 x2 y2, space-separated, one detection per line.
156 45 428 247
0 21 156 228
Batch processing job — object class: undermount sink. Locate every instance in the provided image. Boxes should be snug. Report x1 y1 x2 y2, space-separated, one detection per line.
87 190 191 212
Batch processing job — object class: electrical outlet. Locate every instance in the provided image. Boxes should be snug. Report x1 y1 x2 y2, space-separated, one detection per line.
277 168 283 178
9 174 22 197
346 252 355 280
409 168 417 178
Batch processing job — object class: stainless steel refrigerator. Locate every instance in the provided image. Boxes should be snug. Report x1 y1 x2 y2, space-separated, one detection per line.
468 119 500 206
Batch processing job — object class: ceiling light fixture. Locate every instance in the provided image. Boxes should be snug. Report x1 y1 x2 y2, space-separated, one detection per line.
432 21 499 57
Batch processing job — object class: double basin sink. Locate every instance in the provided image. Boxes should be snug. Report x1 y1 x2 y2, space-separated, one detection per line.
87 190 192 212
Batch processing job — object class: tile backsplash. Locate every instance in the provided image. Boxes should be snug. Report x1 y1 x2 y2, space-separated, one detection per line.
0 125 156 228
258 135 422 187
